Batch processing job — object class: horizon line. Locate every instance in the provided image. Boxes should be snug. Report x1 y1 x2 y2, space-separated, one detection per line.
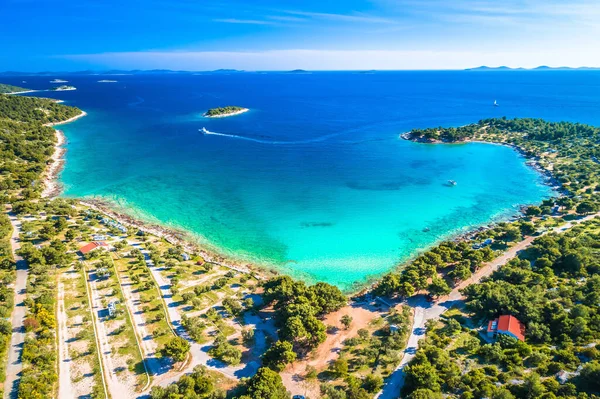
3 66 600 74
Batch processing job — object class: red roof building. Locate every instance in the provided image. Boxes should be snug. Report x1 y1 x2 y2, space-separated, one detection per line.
79 241 108 255
487 315 526 342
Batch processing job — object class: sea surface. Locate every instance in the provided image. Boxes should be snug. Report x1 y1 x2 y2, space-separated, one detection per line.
8 71 600 291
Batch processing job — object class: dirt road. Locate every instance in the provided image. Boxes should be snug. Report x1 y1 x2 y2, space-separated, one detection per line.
3 211 28 399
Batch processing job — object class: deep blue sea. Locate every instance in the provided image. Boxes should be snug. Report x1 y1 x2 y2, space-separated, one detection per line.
7 71 600 291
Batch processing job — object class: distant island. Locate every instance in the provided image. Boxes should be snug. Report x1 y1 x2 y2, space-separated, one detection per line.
50 79 68 83
97 79 117 83
204 106 249 118
466 65 600 71
50 85 76 91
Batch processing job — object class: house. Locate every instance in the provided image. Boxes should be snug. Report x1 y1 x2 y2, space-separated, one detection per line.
92 234 106 241
487 315 526 342
79 241 109 255
182 252 191 261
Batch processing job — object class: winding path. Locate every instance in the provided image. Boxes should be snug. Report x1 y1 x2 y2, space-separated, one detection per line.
376 214 600 399
3 210 28 399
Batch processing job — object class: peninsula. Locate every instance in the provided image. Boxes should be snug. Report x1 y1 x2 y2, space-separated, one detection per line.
204 105 249 118
0 83 29 94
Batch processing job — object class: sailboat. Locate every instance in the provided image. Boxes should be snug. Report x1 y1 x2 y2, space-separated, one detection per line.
494 100 499 107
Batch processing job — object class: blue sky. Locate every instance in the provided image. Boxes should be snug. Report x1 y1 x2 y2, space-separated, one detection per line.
2 0 599 71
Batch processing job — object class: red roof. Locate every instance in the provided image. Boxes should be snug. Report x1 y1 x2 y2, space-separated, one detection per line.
488 315 526 341
79 242 107 254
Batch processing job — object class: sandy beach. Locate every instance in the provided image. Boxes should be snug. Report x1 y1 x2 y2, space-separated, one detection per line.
44 110 87 127
41 110 87 198
41 129 67 198
204 108 249 118
4 89 42 95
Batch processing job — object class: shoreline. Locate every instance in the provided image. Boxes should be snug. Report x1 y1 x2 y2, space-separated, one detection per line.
41 111 87 198
43 115 560 294
41 129 67 198
203 108 249 118
4 89 42 95
44 110 87 127
400 132 564 194
79 198 267 278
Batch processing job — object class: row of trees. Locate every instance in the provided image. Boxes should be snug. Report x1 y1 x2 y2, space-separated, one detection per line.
375 240 495 299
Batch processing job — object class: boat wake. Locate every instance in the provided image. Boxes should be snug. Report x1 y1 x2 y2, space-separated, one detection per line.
199 127 346 145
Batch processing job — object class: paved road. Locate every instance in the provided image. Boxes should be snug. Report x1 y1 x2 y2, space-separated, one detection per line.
376 214 600 399
3 211 28 399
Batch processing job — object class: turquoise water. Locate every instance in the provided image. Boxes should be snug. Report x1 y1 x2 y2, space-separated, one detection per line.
11 71 595 290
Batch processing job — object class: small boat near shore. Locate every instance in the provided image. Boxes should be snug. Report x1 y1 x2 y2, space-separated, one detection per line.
200 127 209 134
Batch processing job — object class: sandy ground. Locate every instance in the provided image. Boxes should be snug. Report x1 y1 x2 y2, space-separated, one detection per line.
58 268 98 398
57 282 75 399
86 265 138 398
112 254 167 381
40 110 87 198
280 301 386 398
3 210 28 399
41 129 66 198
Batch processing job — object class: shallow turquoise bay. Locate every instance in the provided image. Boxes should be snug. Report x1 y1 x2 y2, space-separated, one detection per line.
15 71 599 290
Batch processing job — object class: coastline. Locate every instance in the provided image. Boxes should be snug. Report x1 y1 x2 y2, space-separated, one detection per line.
4 89 42 95
43 114 559 294
41 129 67 198
400 132 563 193
79 198 266 278
203 108 249 118
41 110 87 198
43 110 87 127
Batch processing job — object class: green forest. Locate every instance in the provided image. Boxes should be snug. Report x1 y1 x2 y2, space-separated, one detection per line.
0 84 28 94
205 106 246 116
402 218 600 399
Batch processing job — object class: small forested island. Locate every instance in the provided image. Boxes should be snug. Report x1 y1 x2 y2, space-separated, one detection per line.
204 105 248 117
50 85 76 91
0 83 29 93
